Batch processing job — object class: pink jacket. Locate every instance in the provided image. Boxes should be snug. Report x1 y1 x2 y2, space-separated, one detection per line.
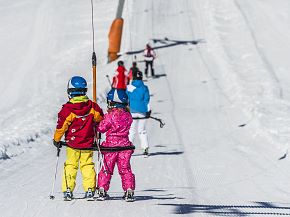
97 108 133 148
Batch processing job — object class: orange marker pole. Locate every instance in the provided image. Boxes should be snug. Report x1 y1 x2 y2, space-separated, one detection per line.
92 52 97 102
108 18 124 62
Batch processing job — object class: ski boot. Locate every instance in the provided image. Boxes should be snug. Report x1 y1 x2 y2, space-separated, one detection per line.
94 187 108 201
123 188 135 202
63 188 73 201
85 188 95 201
143 148 149 157
151 69 155 78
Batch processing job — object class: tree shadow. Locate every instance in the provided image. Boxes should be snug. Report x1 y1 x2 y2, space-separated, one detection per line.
149 151 184 157
103 188 185 202
142 189 166 192
153 74 167 79
160 202 290 216
143 74 167 81
125 37 205 55
154 144 166 147
109 194 184 202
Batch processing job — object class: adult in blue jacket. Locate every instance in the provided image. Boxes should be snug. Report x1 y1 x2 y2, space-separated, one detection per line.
126 71 150 156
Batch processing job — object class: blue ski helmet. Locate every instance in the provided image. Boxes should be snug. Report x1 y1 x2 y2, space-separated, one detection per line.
67 76 87 97
107 88 128 108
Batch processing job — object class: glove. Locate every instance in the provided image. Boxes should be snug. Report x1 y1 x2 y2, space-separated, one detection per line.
53 140 62 149
145 110 151 118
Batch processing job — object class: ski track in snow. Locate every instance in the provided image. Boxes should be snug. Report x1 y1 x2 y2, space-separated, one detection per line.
234 0 283 99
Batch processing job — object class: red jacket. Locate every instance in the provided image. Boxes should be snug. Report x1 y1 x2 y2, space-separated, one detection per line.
112 65 128 89
54 96 103 149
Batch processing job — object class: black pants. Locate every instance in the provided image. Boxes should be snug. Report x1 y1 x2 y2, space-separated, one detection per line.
145 61 154 77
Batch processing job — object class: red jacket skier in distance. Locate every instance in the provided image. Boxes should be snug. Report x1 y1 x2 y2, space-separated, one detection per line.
112 61 128 89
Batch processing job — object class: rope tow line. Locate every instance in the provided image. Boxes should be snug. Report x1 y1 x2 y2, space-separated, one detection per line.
59 141 135 152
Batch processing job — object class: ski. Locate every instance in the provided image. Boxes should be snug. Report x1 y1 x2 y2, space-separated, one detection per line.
63 197 73 201
124 197 135 202
86 197 95 201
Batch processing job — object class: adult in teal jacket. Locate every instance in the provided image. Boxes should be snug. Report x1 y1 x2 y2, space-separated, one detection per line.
126 71 150 155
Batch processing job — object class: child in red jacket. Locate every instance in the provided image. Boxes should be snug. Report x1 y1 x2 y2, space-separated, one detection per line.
53 76 103 201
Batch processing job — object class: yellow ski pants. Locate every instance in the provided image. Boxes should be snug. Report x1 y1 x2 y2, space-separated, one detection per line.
62 147 96 192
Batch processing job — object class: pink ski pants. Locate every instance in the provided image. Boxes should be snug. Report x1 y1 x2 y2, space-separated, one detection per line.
97 150 135 192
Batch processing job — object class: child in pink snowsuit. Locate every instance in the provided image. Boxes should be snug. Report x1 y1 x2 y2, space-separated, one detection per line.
96 88 135 201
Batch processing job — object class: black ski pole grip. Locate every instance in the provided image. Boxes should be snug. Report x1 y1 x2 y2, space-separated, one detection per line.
92 52 96 67
57 147 61 157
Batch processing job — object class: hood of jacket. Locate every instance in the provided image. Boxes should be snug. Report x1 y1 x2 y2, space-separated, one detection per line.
63 95 92 116
131 80 144 88
117 65 126 73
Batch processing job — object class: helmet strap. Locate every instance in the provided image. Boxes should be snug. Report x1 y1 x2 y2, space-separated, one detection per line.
107 100 128 109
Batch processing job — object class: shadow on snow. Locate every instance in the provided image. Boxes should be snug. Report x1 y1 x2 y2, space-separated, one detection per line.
125 37 205 55
160 201 290 216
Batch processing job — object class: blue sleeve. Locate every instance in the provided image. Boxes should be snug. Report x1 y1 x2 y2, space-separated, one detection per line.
144 86 150 107
126 89 130 104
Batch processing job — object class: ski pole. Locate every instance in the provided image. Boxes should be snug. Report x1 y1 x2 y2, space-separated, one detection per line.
49 147 61 200
105 75 112 88
149 116 165 128
91 0 97 102
92 52 97 102
95 132 105 176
